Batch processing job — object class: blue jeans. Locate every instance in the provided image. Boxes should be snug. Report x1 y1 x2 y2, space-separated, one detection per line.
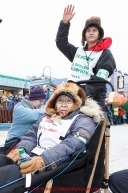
113 115 118 124
118 116 122 124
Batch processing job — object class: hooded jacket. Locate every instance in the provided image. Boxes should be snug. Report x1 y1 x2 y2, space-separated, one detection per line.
6 98 45 141
56 21 116 108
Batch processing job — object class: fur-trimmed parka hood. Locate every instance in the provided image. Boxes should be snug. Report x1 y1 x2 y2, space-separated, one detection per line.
45 82 86 116
45 82 104 122
80 98 104 122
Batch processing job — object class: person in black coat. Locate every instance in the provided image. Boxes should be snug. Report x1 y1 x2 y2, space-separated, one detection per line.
56 4 116 108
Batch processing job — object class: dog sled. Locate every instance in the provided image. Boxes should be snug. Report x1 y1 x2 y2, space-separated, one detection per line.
0 79 114 193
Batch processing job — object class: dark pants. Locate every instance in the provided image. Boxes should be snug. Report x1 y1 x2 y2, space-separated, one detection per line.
126 116 128 123
113 115 118 125
0 138 20 155
118 116 123 124
109 170 128 193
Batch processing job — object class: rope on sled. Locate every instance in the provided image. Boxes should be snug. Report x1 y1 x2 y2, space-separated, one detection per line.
28 122 101 193
29 123 100 193
28 146 85 193
0 122 101 192
0 176 25 189
0 155 68 190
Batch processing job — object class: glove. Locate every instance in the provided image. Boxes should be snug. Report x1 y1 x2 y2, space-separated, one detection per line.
106 92 127 107
7 149 20 162
20 156 45 175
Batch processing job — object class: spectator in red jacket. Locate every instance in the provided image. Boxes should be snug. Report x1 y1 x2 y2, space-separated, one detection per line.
118 107 125 124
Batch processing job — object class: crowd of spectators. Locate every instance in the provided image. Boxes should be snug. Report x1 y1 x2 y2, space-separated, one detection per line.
0 93 28 103
0 93 29 112
112 106 128 124
7 94 24 104
1 90 128 125
0 84 53 112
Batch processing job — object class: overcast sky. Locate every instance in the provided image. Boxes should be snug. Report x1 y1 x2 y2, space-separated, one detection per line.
0 0 127 79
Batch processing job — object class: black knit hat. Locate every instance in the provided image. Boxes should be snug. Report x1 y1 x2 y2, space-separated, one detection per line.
28 86 46 101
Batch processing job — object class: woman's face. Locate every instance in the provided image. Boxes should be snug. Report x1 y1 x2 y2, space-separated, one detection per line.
56 95 74 117
85 26 99 45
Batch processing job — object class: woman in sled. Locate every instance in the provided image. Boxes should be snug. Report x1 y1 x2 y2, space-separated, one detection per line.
7 82 103 174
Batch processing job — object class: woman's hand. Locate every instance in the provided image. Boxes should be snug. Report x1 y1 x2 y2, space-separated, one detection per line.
62 4 75 23
20 156 45 175
7 149 20 162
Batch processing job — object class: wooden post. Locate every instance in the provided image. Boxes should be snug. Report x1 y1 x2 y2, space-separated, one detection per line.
86 117 107 193
104 118 110 193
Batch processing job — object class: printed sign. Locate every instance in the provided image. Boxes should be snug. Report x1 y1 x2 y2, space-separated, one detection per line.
0 77 30 88
117 75 124 91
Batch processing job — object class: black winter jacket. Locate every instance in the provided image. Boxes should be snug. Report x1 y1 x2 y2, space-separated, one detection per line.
56 21 116 108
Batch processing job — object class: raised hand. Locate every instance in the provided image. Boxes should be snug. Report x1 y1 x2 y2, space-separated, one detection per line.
62 4 75 23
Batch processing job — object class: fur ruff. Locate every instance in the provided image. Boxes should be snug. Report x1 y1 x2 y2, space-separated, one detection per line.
80 98 104 123
45 82 86 116
85 16 101 27
45 82 104 123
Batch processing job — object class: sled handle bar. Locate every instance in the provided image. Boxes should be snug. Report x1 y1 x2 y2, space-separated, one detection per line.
73 79 114 92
